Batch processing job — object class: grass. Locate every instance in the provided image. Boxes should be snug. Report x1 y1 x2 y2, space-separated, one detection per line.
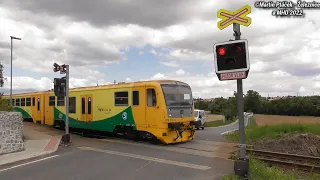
222 158 320 180
225 116 320 143
205 119 235 127
222 115 320 180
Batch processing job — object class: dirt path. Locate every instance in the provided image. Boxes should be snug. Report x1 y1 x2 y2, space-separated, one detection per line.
253 133 320 157
206 114 225 122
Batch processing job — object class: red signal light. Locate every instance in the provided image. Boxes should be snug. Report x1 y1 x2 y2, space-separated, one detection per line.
235 45 242 53
217 47 226 56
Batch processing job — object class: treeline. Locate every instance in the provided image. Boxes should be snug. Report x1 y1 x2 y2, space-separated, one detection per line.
0 62 14 111
194 90 320 120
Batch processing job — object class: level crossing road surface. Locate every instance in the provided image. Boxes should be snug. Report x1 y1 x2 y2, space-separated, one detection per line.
0 124 239 180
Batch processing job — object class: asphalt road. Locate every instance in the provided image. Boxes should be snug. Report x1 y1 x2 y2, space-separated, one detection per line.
195 116 249 142
0 119 248 180
0 132 235 180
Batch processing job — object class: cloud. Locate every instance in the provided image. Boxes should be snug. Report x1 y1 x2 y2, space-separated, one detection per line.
0 0 319 98
152 73 165 80
0 0 254 29
176 69 186 75
160 61 180 67
125 77 133 82
147 70 320 98
1 75 112 94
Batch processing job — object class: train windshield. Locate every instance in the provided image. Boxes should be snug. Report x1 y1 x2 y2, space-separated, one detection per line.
161 84 193 106
194 111 199 117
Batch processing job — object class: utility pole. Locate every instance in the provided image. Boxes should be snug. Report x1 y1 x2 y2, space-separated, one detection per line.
233 23 249 178
53 63 71 145
10 36 21 106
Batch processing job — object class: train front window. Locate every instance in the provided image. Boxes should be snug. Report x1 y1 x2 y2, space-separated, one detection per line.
161 84 192 106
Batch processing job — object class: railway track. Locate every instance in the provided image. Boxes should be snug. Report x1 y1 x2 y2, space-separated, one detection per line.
246 147 320 172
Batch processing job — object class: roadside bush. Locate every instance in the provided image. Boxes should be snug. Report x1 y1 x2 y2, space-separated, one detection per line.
0 93 14 111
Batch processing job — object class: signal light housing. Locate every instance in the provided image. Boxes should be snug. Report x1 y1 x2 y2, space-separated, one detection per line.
213 39 250 74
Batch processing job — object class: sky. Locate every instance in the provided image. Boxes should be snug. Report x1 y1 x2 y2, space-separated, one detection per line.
0 0 319 98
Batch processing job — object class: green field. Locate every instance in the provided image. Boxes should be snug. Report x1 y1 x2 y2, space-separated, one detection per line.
225 117 320 143
222 116 320 180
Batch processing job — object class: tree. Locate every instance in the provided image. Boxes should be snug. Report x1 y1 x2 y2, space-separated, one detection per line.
244 90 262 113
193 89 320 117
0 62 14 111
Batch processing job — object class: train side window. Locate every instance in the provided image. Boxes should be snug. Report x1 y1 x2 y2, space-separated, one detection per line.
69 97 76 113
49 96 55 106
37 98 40 111
81 97 86 114
32 97 35 106
114 91 128 106
57 97 65 106
147 89 156 107
132 91 139 106
21 98 25 106
88 97 92 114
11 99 15 106
26 98 31 106
15 98 20 106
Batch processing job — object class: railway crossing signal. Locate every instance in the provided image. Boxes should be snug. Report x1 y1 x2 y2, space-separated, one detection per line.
215 4 252 178
53 63 71 145
54 77 66 97
213 39 250 81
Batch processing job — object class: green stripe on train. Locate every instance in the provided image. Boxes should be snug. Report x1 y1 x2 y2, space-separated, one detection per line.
13 107 32 119
53 107 136 132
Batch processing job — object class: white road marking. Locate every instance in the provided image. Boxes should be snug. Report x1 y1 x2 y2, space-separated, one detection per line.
136 161 152 172
98 138 216 158
220 116 249 135
0 155 59 173
220 129 237 135
78 146 211 170
207 119 239 129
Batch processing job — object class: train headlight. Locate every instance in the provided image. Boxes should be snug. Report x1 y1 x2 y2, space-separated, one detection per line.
169 114 172 117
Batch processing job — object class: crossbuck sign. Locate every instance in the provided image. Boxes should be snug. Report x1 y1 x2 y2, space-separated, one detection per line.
217 5 252 30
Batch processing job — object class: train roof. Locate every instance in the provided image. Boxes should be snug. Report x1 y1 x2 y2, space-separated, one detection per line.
3 79 191 96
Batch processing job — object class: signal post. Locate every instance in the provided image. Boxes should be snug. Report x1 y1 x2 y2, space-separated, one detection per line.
214 5 252 179
53 63 71 146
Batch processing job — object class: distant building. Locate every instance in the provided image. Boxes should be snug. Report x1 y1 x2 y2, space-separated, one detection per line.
266 95 297 101
193 98 215 102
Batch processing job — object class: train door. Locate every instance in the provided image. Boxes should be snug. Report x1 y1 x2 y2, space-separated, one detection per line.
131 88 146 128
33 94 44 124
30 96 37 123
80 95 87 121
44 95 55 126
87 95 93 122
80 94 93 122
145 87 159 128
40 94 45 124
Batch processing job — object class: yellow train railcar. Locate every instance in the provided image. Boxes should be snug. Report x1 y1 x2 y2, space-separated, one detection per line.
4 80 196 144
